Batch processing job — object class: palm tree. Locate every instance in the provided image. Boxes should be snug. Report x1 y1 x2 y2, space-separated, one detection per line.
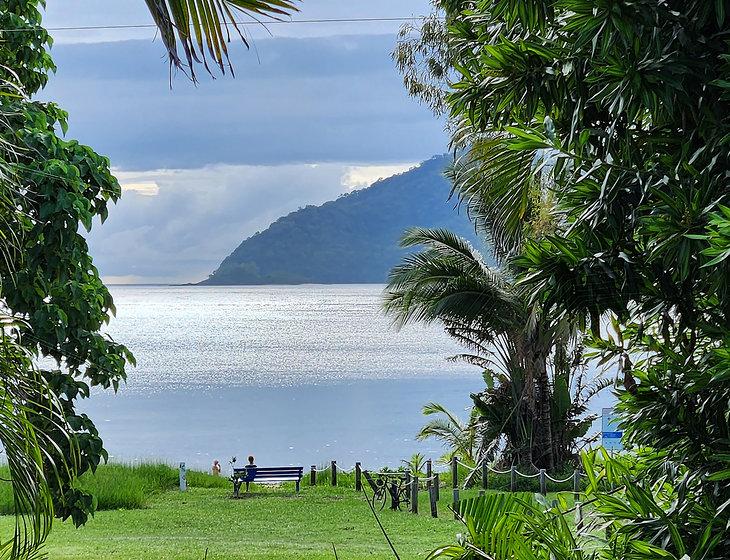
384 227 601 469
416 402 479 464
144 0 300 80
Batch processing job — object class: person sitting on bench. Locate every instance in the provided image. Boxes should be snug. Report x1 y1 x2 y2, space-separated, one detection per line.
231 458 303 496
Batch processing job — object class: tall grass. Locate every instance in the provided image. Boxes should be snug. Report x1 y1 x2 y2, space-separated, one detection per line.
0 463 229 514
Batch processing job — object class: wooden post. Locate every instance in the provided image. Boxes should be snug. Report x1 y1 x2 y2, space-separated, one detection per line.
410 476 418 514
331 461 337 487
510 465 516 492
310 465 316 486
434 473 440 501
451 456 459 519
481 461 488 494
573 468 580 501
355 462 362 492
575 502 583 531
429 483 438 518
426 459 432 489
539 469 547 495
179 462 187 492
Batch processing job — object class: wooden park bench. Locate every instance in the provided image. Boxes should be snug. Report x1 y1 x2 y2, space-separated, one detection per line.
232 466 304 497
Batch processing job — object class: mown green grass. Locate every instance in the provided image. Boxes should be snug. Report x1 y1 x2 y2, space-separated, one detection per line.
0 464 579 559
0 479 470 560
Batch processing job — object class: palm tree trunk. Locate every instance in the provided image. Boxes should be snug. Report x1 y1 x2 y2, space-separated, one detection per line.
526 328 554 470
533 350 554 469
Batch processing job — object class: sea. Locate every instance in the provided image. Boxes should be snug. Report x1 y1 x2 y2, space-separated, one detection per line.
81 284 615 472
81 284 484 472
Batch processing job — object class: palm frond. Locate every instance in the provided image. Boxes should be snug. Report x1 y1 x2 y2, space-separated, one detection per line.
422 401 467 428
145 0 299 80
448 133 542 262
0 316 76 559
384 227 524 333
417 403 476 461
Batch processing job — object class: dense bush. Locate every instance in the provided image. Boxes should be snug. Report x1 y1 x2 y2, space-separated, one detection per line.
396 0 730 557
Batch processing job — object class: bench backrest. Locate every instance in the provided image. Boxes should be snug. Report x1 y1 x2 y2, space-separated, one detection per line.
233 466 303 482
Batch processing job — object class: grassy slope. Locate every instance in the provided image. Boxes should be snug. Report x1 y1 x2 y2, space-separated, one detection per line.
0 481 471 560
0 464 579 559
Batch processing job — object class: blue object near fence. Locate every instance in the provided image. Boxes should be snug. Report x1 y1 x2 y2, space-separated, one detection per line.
601 408 624 451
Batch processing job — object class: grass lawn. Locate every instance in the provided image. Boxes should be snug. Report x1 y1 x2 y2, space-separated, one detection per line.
0 481 471 560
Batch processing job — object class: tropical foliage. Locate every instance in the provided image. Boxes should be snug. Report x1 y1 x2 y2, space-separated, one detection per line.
0 0 299 554
416 402 479 464
0 314 72 560
385 227 605 470
0 2 136 556
145 0 299 80
399 0 730 558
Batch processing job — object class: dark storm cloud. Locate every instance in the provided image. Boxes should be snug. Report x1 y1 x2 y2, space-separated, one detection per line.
42 34 447 170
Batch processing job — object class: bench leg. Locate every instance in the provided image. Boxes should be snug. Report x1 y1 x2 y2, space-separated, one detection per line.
296 480 300 493
233 480 240 498
246 481 250 493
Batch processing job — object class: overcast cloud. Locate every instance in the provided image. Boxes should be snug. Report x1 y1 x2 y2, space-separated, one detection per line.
43 0 431 43
39 2 446 283
44 35 445 169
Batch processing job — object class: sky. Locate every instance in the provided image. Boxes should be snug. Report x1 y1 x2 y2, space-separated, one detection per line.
39 1 446 284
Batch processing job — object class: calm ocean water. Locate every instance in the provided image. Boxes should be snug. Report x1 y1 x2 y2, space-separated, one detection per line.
82 285 485 471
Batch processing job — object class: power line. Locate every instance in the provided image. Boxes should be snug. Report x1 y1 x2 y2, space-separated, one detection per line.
0 16 431 33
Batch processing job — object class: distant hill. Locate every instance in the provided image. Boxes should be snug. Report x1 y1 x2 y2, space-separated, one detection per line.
201 155 486 285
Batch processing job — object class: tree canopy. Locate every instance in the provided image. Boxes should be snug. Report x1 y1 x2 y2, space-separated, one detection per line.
404 0 730 557
0 0 134 546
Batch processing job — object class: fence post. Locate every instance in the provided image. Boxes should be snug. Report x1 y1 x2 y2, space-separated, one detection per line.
575 502 584 531
429 483 438 518
411 476 419 514
573 468 580 501
434 473 440 501
331 461 337 487
355 462 362 492
426 459 432 489
451 456 459 519
179 462 187 492
310 465 316 486
481 461 488 495
510 465 516 492
539 469 547 495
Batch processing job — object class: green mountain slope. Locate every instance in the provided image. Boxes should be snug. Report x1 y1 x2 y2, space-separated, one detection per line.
201 155 485 285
